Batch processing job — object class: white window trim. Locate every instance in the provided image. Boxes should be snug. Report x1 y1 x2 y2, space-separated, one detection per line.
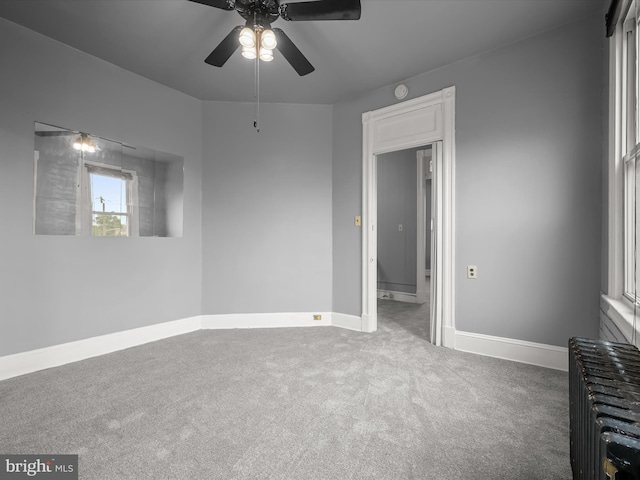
602 295 638 340
604 0 639 340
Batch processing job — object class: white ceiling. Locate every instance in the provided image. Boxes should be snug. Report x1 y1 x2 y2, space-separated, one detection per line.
0 0 604 104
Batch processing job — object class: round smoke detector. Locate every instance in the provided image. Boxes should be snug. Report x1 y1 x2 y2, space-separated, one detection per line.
394 84 408 100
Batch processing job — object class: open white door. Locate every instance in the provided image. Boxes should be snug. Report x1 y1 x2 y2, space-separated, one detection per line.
430 141 443 345
416 149 430 305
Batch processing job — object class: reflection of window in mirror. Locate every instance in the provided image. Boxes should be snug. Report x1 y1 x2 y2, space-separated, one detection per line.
33 121 184 237
83 163 138 237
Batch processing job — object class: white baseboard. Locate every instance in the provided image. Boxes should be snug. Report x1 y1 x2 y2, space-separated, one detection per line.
360 313 376 333
0 316 202 381
443 326 456 348
201 312 332 329
377 289 418 304
454 329 568 371
332 313 363 332
1 313 569 381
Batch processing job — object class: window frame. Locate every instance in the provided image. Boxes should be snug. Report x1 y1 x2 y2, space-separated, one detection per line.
605 0 640 338
623 7 638 302
77 160 139 237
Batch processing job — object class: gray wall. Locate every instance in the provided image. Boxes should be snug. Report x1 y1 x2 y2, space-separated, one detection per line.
377 148 419 294
201 101 333 314
0 10 605 356
0 19 203 356
332 13 603 346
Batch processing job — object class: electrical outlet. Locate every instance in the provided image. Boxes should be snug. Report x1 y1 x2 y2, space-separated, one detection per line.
313 314 322 321
467 265 477 279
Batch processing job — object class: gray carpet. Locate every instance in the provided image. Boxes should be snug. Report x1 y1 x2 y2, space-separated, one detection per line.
0 301 570 479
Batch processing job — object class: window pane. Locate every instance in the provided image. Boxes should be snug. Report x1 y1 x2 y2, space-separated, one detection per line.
628 27 637 151
92 214 128 236
90 173 127 214
623 2 640 302
634 160 640 301
626 160 636 297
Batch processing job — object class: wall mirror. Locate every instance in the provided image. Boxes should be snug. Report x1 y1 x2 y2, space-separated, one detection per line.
33 122 184 237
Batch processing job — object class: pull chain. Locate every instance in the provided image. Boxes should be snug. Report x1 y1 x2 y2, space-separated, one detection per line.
253 27 260 133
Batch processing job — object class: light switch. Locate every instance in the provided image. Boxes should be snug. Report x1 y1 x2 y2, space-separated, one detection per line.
398 224 403 232
355 216 361 227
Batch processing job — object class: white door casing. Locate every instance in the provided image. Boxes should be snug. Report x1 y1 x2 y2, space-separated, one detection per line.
362 86 455 347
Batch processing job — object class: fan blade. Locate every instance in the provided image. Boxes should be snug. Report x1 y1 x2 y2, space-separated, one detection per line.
280 0 361 21
187 0 234 11
205 26 243 67
273 28 314 76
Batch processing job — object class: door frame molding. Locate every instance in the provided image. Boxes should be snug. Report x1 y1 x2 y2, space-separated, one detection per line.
361 86 455 346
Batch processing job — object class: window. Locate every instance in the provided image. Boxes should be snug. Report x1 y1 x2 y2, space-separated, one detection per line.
623 1 638 300
605 0 640 341
86 165 137 236
621 1 640 303
78 162 138 236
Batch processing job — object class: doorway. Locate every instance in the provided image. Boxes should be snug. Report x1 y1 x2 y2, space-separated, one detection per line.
375 145 435 338
361 87 455 347
375 146 431 305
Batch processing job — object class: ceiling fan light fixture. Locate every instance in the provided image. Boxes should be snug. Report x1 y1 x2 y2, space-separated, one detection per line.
239 27 256 48
261 29 277 50
259 48 274 62
241 45 257 59
191 0 362 75
73 134 96 153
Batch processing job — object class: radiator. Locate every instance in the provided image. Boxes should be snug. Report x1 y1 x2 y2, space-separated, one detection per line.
569 337 640 479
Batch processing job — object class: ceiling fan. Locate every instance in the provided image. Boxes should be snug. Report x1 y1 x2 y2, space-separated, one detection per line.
188 0 362 76
35 130 99 153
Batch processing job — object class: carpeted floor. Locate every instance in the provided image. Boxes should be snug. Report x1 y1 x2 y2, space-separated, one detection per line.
0 301 570 479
